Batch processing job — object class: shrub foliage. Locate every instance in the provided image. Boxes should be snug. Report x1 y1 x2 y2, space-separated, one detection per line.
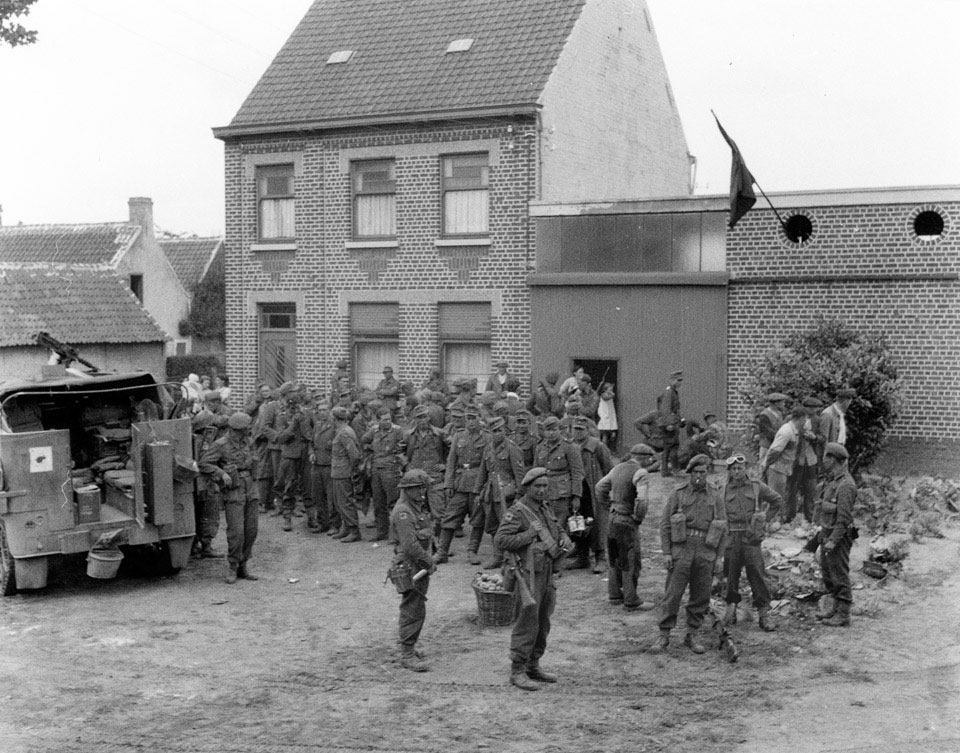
739 318 904 473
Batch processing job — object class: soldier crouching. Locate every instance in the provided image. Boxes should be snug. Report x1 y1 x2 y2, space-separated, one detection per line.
389 469 437 672
495 467 574 691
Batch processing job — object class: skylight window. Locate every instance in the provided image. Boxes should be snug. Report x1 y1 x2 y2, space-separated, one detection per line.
446 38 474 53
327 50 354 64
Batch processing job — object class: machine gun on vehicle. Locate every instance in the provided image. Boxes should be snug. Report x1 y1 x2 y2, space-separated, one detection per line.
35 331 102 373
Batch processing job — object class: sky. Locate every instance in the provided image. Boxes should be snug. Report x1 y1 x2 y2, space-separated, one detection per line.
0 0 958 237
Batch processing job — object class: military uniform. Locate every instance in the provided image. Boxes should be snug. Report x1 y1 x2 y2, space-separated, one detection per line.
595 457 648 608
309 415 337 533
275 406 308 529
362 421 407 539
474 431 525 565
199 419 258 581
816 457 857 624
404 421 448 532
570 432 615 570
534 434 585 532
389 471 436 670
437 425 489 560
656 381 682 476
495 473 572 690
191 416 222 557
252 397 282 510
722 473 782 626
331 418 362 540
658 473 728 639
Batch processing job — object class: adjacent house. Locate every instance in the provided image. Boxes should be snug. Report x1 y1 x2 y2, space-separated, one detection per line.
0 263 168 380
0 197 191 358
213 0 693 396
158 236 225 355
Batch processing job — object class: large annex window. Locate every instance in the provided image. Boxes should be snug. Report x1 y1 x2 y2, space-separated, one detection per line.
259 303 297 387
442 153 489 236
350 303 400 389
438 302 491 387
352 159 397 239
257 164 295 241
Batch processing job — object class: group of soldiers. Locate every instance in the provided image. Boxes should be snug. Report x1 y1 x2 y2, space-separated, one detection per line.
182 364 860 686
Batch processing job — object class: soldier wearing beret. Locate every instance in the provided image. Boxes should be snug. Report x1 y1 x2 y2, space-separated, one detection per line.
534 415 585 534
495 467 574 691
199 412 259 583
815 443 858 627
653 454 728 654
595 444 659 610
437 407 490 563
390 470 437 671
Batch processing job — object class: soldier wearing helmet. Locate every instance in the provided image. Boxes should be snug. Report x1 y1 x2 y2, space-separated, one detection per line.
199 412 259 583
191 410 224 559
389 469 436 672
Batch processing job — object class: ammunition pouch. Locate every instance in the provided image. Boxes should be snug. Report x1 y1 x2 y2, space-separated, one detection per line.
387 561 414 594
669 512 687 543
705 518 727 549
748 510 766 541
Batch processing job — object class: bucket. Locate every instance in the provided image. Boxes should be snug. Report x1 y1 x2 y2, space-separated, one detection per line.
86 549 123 579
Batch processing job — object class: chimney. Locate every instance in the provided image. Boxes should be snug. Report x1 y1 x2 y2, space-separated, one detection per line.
128 197 154 237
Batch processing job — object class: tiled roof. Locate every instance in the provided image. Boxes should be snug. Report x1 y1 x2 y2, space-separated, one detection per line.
224 0 587 133
0 223 139 265
159 237 223 291
0 264 167 347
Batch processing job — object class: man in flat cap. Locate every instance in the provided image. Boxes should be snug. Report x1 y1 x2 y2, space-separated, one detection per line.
596 444 659 610
534 415 585 534
653 454 728 654
486 360 521 397
814 443 857 627
199 412 259 583
656 371 684 476
820 387 855 448
389 469 437 672
437 406 490 563
757 393 788 469
495 467 574 690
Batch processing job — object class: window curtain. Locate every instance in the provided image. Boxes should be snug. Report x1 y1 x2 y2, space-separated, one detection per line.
356 194 396 237
444 190 488 234
260 198 294 239
443 342 490 387
355 341 400 389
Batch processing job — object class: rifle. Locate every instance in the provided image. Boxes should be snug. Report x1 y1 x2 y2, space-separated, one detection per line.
504 550 536 608
36 331 101 372
708 573 740 663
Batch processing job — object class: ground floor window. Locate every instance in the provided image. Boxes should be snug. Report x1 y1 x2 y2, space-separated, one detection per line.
438 302 491 389
442 342 490 387
354 340 400 390
350 302 401 389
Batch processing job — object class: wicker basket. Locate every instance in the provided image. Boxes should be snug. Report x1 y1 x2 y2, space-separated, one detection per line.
472 584 518 627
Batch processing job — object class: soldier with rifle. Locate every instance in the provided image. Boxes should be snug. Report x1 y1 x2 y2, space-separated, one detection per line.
494 467 574 691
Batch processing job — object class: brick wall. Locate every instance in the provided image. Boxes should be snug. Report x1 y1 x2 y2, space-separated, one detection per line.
222 121 537 402
726 199 960 445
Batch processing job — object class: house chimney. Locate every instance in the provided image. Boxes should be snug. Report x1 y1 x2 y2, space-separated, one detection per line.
128 197 154 237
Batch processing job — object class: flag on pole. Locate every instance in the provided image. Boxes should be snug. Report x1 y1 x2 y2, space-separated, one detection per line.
713 113 756 229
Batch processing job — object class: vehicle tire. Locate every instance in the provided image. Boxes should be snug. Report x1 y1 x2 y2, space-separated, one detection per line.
156 541 183 576
0 519 17 597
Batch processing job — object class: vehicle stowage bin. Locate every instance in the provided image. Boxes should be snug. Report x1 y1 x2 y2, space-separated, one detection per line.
86 549 123 579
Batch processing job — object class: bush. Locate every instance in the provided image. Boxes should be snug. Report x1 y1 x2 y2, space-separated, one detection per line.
739 318 904 473
166 354 225 384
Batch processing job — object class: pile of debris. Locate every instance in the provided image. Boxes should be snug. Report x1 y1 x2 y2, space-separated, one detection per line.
856 475 960 539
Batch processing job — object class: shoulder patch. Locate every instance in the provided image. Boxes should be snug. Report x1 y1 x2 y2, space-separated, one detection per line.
503 510 514 522
398 511 410 520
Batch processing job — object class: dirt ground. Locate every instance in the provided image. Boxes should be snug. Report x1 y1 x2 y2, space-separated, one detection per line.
1 472 958 753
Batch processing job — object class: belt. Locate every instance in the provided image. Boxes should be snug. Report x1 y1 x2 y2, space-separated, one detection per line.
728 527 749 533
460 463 480 470
239 470 252 478
686 528 707 539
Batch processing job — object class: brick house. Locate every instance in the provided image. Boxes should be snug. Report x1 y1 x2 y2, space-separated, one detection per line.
531 186 960 472
158 236 225 355
213 0 692 396
0 197 192 357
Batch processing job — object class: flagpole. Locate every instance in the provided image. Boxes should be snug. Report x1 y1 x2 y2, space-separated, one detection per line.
752 179 788 233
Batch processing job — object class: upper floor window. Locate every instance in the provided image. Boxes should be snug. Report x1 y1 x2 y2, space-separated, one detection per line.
257 164 295 241
442 153 489 236
352 159 396 239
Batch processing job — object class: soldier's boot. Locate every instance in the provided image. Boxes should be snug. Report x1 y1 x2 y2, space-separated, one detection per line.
722 603 738 626
434 529 455 564
592 552 606 575
482 549 504 570
683 631 706 654
509 660 540 691
306 508 320 531
526 658 558 683
815 596 836 621
757 606 776 632
237 562 259 581
822 601 850 627
200 539 223 559
650 630 670 653
466 528 483 565
224 565 238 585
399 645 430 672
340 528 362 543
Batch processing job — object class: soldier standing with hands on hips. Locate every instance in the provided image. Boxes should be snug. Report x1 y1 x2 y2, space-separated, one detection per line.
495 467 574 691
